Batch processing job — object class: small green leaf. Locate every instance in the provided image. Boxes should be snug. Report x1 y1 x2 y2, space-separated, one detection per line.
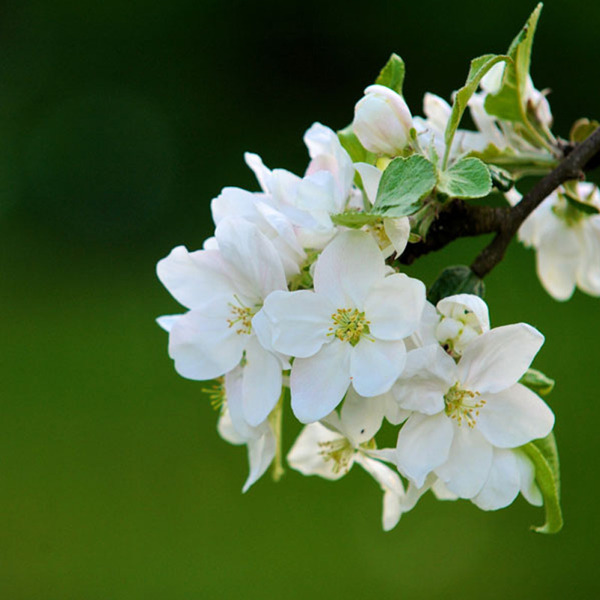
520 368 555 396
521 432 563 534
372 155 437 218
438 157 492 199
443 53 509 168
375 53 405 96
565 195 600 216
337 124 375 164
570 119 600 144
330 212 380 228
485 3 543 124
427 265 485 304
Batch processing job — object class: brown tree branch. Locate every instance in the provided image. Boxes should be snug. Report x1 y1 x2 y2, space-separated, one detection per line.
394 127 600 278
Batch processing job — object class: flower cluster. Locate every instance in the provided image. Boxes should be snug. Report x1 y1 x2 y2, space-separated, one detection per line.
157 109 555 530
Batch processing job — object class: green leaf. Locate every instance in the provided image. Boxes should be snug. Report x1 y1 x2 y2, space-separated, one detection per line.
337 124 375 164
570 118 600 144
427 265 485 304
330 212 380 228
519 368 555 396
484 3 543 123
443 53 509 168
372 155 437 218
521 432 563 534
565 195 600 216
375 53 405 96
438 157 492 199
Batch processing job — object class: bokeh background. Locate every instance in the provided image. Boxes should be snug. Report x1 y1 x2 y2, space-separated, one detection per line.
2 0 600 598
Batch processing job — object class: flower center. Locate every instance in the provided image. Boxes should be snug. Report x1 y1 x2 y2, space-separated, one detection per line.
227 295 257 335
328 308 371 346
318 438 354 474
444 383 486 428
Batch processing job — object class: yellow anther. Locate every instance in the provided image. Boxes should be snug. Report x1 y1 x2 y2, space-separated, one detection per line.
328 308 371 346
444 383 486 428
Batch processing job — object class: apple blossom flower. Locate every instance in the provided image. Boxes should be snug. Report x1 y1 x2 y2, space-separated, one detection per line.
394 324 554 499
287 387 425 530
507 183 600 300
254 230 425 423
352 84 413 156
156 218 288 427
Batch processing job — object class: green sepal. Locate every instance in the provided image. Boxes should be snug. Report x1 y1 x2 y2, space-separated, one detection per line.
469 143 558 179
427 265 485 304
330 212 381 228
519 368 555 396
443 53 509 167
562 182 600 215
375 53 405 96
521 432 563 534
372 155 437 217
438 157 492 199
570 118 600 144
337 124 376 165
484 3 543 124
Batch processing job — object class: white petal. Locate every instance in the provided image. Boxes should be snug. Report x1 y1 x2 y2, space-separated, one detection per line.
340 386 387 444
383 217 410 257
242 427 276 493
435 426 493 499
350 338 406 397
287 423 349 480
477 383 555 448
394 345 455 414
225 367 266 440
471 448 520 510
536 225 580 301
514 448 543 506
354 162 382 206
396 412 454 487
577 221 600 295
260 290 334 358
156 314 181 333
217 407 245 446
290 341 352 423
241 337 283 427
215 219 286 300
211 186 261 224
168 308 246 380
244 152 272 192
437 293 490 333
408 300 439 349
355 454 404 496
458 324 544 393
313 230 385 308
157 246 234 310
431 478 459 501
365 273 426 340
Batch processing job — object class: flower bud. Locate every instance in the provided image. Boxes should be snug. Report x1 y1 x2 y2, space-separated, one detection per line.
352 84 413 155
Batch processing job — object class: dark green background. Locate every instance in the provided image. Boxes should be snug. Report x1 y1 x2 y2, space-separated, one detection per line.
2 1 599 598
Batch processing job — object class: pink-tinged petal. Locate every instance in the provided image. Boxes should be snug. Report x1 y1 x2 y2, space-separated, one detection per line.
340 386 387 444
241 337 283 427
435 426 493 499
291 341 352 423
157 246 234 310
350 338 406 397
514 449 543 506
471 448 520 510
215 219 286 299
313 230 385 308
168 308 246 380
354 162 382 206
242 428 276 493
261 290 334 358
536 225 580 301
476 383 554 448
365 273 426 340
458 324 544 393
287 423 350 480
394 345 455 414
396 412 454 487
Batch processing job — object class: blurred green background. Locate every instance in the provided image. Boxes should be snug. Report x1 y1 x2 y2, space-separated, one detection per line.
2 1 599 598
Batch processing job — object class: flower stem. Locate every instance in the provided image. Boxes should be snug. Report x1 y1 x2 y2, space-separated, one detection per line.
269 386 288 482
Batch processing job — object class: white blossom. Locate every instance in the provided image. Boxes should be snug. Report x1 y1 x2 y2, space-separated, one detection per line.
255 230 425 423
394 324 554 501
